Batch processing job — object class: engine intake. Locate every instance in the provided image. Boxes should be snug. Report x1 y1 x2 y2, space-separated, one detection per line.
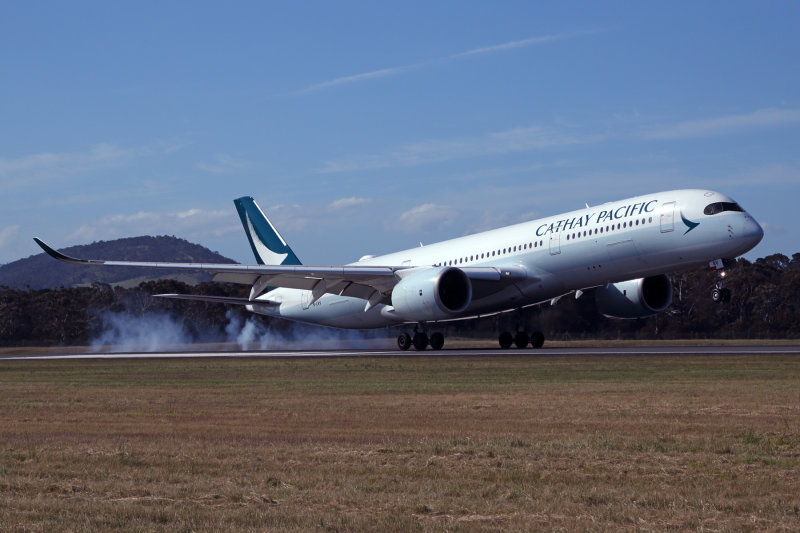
390 267 472 321
595 274 672 319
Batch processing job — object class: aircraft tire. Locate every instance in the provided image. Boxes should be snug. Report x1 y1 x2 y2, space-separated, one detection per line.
498 331 513 349
412 332 429 351
397 332 412 351
712 288 723 303
530 331 545 348
514 332 529 349
429 332 445 350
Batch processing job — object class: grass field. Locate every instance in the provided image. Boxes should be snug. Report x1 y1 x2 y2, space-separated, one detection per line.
1 354 799 531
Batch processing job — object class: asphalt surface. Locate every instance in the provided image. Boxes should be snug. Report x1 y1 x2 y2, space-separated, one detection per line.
3 345 800 360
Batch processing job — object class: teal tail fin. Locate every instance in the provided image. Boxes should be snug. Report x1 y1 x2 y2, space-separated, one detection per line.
234 197 302 266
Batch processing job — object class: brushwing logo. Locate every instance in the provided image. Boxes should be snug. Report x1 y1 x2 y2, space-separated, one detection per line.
681 212 700 235
246 213 288 265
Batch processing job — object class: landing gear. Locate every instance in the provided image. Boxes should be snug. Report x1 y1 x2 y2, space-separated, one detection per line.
710 259 733 303
398 327 544 351
429 332 445 351
412 332 429 351
397 328 444 351
499 330 545 349
397 332 412 351
530 331 545 348
499 331 513 349
712 286 731 303
514 332 529 349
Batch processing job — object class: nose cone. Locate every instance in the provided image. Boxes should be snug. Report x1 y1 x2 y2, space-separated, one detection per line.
742 215 764 248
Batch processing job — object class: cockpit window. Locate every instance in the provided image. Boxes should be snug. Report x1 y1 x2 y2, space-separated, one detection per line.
703 202 744 215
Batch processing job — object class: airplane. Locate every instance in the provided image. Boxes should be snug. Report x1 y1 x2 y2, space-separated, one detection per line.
34 189 763 350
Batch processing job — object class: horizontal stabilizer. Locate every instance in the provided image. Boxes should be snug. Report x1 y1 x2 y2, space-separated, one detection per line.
154 294 278 306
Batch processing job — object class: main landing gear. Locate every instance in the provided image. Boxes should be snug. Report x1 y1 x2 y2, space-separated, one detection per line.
396 324 545 351
397 328 445 351
498 330 545 349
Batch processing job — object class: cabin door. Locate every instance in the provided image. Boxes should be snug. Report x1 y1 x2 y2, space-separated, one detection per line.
549 233 561 255
660 201 675 233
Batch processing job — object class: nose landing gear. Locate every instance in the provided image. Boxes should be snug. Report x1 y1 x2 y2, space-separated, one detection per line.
711 282 731 303
710 259 733 303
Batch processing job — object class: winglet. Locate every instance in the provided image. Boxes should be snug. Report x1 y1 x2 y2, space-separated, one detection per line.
33 238 103 265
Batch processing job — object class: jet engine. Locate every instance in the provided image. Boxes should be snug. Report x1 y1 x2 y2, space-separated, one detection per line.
594 274 672 319
390 267 472 321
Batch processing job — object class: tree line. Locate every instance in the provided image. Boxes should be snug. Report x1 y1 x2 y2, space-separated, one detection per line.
2 253 798 347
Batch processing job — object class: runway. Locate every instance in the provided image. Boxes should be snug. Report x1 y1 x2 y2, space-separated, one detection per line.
3 344 800 360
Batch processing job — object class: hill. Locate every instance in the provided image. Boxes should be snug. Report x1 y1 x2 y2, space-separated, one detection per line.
0 236 237 289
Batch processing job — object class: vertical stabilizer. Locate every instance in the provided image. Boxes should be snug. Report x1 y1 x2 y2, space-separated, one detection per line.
234 197 302 265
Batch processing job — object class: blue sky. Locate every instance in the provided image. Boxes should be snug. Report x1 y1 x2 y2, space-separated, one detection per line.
1 1 798 265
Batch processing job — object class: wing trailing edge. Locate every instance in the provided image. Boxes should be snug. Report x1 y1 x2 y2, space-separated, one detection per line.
154 294 279 306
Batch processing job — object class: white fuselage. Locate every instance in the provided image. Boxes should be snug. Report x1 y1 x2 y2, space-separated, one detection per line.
248 189 763 328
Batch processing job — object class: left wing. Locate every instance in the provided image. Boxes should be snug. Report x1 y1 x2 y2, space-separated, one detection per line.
33 238 528 305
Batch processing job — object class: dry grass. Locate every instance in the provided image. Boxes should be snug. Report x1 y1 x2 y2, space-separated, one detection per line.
1 355 799 531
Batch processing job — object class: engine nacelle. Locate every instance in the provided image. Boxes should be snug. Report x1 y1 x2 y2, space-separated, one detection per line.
390 267 472 321
595 274 672 319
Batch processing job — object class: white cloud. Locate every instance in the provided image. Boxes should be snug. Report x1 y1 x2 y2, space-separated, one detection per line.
396 204 458 233
329 197 372 210
452 33 568 58
318 125 598 173
298 65 420 94
177 208 202 218
0 225 20 249
0 144 147 190
67 208 234 243
297 31 584 94
724 162 800 187
195 154 250 174
641 108 800 140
